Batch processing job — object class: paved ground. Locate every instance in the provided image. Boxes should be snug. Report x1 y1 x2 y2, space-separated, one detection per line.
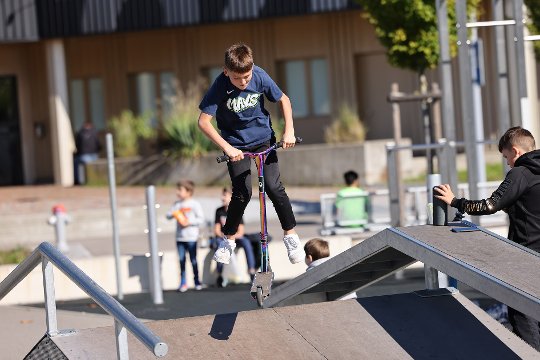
0 184 338 215
0 184 512 358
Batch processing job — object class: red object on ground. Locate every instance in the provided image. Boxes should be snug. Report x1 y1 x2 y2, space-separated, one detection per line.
52 204 66 214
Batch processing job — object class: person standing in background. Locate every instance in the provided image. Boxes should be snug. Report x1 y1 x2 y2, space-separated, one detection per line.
166 180 205 292
74 121 101 185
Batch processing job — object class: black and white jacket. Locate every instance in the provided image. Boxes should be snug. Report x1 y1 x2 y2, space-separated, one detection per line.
451 149 540 252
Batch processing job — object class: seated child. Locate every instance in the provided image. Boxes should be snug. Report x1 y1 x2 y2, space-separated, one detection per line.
212 187 256 287
335 170 368 228
304 238 357 300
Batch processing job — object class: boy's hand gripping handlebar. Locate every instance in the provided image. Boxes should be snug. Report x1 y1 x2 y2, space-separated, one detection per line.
216 137 303 163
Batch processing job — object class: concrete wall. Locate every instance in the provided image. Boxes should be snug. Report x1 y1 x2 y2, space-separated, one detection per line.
0 236 352 305
86 139 415 188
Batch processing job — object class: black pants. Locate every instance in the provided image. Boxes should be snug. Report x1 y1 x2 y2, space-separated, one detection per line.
508 307 540 350
222 141 296 236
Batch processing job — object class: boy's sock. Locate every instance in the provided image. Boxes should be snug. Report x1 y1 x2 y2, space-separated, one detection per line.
213 237 236 264
283 234 304 264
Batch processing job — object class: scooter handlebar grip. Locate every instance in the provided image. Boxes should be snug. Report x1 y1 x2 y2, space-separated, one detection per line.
276 136 303 148
216 155 230 163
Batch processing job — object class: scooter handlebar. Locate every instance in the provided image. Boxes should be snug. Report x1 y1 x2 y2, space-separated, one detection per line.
216 137 302 163
216 155 229 163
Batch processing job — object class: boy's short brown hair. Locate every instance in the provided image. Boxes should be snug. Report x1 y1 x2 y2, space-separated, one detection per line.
498 126 536 153
177 180 195 194
225 43 254 73
304 238 330 261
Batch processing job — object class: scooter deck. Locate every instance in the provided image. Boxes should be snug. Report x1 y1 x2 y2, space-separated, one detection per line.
250 271 274 302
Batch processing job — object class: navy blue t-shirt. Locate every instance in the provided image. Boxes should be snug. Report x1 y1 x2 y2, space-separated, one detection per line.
199 65 283 149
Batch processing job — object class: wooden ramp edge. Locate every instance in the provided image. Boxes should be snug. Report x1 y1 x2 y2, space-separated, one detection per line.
265 223 540 323
34 289 538 359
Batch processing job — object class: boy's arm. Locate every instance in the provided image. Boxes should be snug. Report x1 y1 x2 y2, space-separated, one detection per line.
436 170 527 215
165 204 176 219
276 93 296 149
236 223 245 238
197 112 244 161
214 223 223 237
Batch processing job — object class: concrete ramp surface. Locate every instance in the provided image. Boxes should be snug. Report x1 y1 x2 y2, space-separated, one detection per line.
34 289 537 359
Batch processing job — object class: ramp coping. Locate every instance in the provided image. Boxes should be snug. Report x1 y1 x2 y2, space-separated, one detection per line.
267 223 540 323
0 241 167 358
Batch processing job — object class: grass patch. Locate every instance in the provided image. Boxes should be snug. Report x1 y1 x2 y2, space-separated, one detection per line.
405 162 505 185
458 162 504 183
0 246 31 265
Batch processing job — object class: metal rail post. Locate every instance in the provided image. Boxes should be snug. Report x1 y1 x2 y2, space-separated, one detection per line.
436 0 458 196
456 0 480 225
107 133 123 300
145 185 163 305
386 143 405 227
115 319 129 360
42 257 58 335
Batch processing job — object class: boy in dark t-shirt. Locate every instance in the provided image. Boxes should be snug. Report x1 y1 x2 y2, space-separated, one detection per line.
198 43 304 266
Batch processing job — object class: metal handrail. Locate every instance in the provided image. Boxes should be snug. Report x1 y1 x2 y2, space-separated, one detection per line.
0 242 168 359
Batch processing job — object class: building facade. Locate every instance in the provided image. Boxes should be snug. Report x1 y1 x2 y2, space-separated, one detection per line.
0 1 538 186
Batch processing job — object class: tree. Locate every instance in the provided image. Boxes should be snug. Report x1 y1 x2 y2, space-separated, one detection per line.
358 0 481 75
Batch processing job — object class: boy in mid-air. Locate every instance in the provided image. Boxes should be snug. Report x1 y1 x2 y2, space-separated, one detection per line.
435 126 540 350
198 43 304 266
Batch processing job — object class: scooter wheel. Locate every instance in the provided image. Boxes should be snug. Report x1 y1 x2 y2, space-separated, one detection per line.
256 287 264 308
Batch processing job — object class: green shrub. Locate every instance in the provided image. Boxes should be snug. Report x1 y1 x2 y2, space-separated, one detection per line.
162 80 217 159
108 110 156 157
0 246 31 265
272 118 285 142
324 104 367 144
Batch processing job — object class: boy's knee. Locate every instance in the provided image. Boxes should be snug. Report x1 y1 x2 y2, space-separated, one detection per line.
233 188 252 202
265 182 285 198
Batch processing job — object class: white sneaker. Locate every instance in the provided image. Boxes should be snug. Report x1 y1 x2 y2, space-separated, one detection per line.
213 237 236 264
283 234 304 264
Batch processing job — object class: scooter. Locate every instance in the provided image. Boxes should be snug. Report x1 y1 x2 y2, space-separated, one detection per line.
217 137 302 307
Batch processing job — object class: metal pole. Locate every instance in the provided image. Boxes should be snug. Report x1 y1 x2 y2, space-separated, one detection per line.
115 319 129 360
456 0 480 224
107 133 123 300
431 83 443 143
470 20 488 199
42 257 58 336
420 75 433 174
145 186 163 305
437 138 456 220
387 143 400 227
426 174 450 288
513 0 530 129
425 267 439 289
390 83 406 227
505 0 521 126
492 0 512 133
436 0 458 197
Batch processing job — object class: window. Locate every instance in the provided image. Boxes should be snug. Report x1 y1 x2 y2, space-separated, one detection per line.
69 77 106 131
128 71 176 127
280 58 330 117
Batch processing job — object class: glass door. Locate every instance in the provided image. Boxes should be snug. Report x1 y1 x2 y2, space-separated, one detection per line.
0 76 23 185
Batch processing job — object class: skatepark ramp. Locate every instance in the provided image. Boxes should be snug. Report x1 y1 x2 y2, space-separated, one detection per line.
32 288 538 359
4 222 540 359
265 221 540 325
0 242 167 359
